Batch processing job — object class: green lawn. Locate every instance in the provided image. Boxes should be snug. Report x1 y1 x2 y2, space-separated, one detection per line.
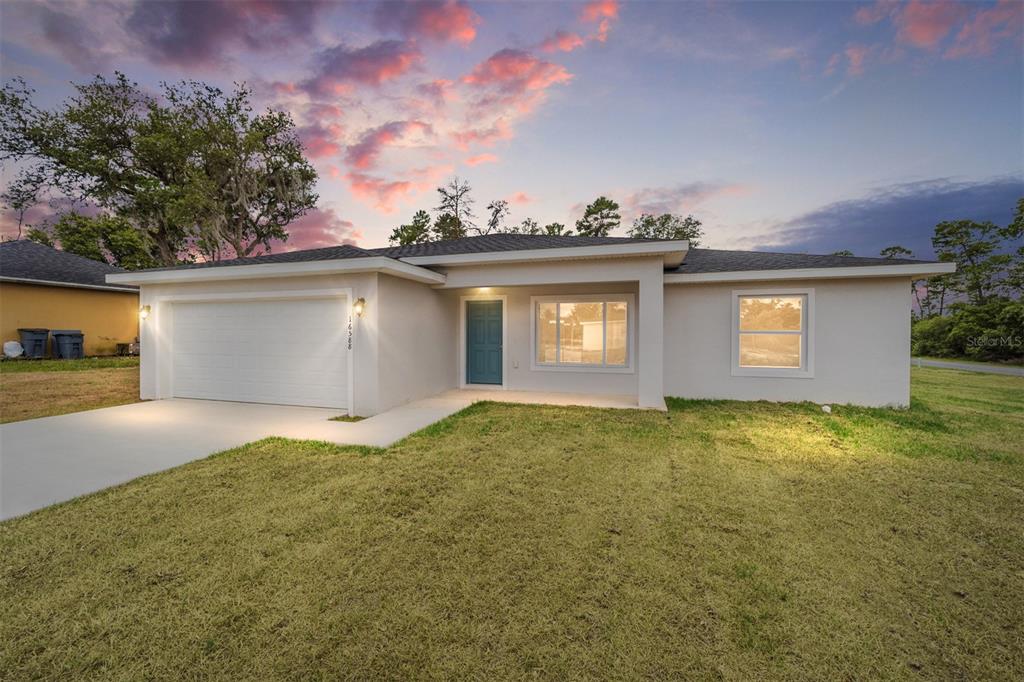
0 357 140 423
1 367 1022 679
0 356 140 373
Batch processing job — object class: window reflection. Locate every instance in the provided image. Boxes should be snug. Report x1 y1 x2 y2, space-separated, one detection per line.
536 300 629 367
738 295 804 369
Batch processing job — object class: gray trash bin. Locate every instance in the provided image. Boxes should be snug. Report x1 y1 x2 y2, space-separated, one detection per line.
18 328 49 358
51 330 85 359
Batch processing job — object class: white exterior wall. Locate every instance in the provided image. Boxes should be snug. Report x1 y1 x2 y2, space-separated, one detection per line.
137 273 381 416
446 282 641 397
376 274 458 412
438 256 667 406
663 277 912 407
134 258 917 416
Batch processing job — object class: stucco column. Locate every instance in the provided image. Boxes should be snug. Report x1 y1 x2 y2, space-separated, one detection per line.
637 262 666 409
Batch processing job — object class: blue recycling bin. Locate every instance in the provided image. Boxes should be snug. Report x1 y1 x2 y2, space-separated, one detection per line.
18 328 49 358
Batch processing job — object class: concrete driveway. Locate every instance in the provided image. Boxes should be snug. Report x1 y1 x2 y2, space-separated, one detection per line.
0 395 474 521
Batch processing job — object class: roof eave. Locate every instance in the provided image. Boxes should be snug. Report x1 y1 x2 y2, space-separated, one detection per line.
399 240 689 267
106 257 446 286
0 275 138 292
664 262 956 284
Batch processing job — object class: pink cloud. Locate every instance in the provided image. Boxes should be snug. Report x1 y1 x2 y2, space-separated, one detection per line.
581 0 620 23
895 0 967 49
417 78 457 103
451 119 513 151
274 207 362 251
462 49 573 113
845 43 870 76
945 0 1023 58
581 0 620 42
854 0 900 25
851 1 1020 66
824 52 842 76
508 192 531 205
540 30 585 53
345 120 432 170
346 172 417 213
624 182 750 218
464 49 573 91
409 163 456 185
302 40 422 95
465 153 499 166
126 0 328 69
297 122 344 159
373 1 481 45
306 102 344 120
855 1 969 50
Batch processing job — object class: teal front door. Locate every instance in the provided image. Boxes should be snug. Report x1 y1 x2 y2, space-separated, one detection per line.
466 300 503 385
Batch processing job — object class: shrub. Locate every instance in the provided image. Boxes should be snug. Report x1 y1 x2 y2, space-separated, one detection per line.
912 315 956 357
914 300 1024 362
948 300 1024 362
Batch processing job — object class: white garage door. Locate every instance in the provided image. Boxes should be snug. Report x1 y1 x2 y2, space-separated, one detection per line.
171 298 349 408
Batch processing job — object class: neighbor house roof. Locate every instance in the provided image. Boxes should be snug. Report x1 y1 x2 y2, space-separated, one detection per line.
0 239 137 292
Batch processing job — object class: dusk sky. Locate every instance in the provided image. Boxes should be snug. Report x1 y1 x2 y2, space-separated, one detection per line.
1 0 1022 258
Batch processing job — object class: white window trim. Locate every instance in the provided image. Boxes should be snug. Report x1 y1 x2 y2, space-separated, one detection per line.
530 293 636 374
731 287 815 379
458 294 509 389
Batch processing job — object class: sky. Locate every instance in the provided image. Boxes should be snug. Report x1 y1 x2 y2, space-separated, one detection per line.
0 0 1021 258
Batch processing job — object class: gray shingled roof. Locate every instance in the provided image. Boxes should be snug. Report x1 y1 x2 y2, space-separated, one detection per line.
0 239 137 291
367 234 665 258
670 248 932 274
125 234 671 273
117 233 940 276
134 244 374 272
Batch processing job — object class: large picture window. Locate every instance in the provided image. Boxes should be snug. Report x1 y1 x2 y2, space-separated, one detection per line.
732 290 813 378
534 297 631 369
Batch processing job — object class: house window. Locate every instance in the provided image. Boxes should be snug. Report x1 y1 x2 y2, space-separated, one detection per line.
534 297 631 369
732 290 814 378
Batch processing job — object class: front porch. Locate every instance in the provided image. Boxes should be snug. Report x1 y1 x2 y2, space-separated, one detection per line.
439 255 666 409
440 388 646 410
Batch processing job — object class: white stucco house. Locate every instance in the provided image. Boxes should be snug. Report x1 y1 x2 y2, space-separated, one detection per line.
107 235 955 415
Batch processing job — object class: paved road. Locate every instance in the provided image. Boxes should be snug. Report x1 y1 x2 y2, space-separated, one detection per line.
912 357 1024 377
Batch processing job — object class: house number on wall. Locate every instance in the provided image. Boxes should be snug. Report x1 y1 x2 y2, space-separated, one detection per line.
347 315 353 351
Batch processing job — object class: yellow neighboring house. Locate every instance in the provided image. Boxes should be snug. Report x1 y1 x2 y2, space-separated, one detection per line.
0 240 139 356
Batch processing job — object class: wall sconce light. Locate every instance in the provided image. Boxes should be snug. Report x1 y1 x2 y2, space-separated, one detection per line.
353 297 366 317
139 305 151 320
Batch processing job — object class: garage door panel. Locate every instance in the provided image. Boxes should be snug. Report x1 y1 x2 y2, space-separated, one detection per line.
171 298 349 408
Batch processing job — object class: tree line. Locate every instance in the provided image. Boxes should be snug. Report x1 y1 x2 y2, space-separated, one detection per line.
834 200 1023 363
911 200 1023 363
389 178 705 246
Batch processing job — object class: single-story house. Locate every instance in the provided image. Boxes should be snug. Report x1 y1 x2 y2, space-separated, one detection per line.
107 235 955 415
1 239 139 356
